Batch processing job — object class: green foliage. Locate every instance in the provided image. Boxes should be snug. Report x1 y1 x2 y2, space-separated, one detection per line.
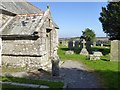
81 28 96 44
58 45 120 88
99 2 120 40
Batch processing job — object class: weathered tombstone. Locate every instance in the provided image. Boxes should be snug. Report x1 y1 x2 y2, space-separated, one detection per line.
68 41 73 50
101 44 103 47
65 50 74 55
86 41 92 54
110 40 120 62
80 40 83 50
74 40 80 49
51 56 59 76
93 42 96 47
90 51 103 60
73 40 75 47
80 39 89 55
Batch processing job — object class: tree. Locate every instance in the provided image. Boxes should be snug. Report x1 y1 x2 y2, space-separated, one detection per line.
99 2 120 40
80 28 96 44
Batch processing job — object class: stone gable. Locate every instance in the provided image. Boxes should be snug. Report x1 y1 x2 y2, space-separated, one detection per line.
0 1 59 71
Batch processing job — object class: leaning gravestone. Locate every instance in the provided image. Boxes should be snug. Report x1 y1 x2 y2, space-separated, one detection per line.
80 39 89 56
51 56 59 76
110 40 120 62
68 41 73 50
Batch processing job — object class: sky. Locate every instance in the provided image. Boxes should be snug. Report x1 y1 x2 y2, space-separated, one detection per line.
30 2 108 38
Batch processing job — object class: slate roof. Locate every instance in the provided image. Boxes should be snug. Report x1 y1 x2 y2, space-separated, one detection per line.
0 0 59 36
0 1 42 14
2 15 43 35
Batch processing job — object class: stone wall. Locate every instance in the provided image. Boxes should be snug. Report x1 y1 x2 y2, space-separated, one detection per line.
0 38 2 66
1 6 59 71
110 40 120 62
2 39 43 55
2 55 51 70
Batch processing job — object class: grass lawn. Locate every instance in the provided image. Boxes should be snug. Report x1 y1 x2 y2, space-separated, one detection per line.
0 76 64 89
58 45 120 88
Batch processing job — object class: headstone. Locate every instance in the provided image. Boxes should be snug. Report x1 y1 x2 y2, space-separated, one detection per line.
80 40 83 50
110 40 120 62
68 41 73 50
101 44 103 47
65 50 74 55
86 41 92 54
51 56 59 76
80 39 89 56
90 51 103 60
93 42 96 47
74 40 79 49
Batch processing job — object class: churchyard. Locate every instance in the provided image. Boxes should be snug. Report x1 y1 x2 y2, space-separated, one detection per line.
58 44 120 88
0 1 63 89
1 1 120 89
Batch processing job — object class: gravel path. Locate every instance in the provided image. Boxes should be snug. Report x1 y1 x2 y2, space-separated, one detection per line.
60 60 101 88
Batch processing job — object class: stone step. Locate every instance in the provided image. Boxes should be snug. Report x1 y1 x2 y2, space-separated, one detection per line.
0 81 49 88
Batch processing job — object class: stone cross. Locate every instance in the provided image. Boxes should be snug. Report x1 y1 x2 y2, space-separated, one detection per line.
80 39 89 55
82 39 86 48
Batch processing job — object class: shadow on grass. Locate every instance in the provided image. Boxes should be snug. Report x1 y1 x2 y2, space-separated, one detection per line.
1 66 119 89
60 48 69 51
101 59 110 62
92 47 110 55
74 48 81 54
95 70 120 89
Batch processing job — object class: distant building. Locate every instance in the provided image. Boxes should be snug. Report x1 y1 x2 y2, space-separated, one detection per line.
0 1 59 71
96 37 110 46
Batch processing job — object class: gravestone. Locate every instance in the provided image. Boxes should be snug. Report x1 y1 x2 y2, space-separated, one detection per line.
74 40 79 49
86 41 92 54
90 51 103 60
80 40 83 50
93 42 96 47
80 39 89 56
101 44 103 47
110 40 120 62
68 41 73 50
51 56 59 76
65 50 74 55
